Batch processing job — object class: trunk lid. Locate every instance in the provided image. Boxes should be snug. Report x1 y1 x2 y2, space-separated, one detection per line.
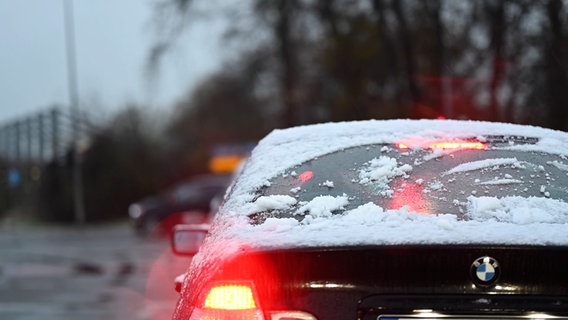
213 245 568 319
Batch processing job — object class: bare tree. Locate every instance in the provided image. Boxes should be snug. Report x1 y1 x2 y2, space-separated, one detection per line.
545 0 568 130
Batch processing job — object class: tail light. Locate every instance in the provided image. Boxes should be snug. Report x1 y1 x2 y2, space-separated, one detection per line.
190 282 265 320
189 281 318 320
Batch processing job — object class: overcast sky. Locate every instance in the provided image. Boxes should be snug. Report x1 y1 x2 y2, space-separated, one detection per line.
0 0 225 123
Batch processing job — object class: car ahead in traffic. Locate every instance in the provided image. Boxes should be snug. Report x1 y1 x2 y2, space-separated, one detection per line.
128 173 231 237
171 119 568 320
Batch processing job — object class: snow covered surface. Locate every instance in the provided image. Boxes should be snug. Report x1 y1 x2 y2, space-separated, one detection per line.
444 158 520 175
221 195 568 247
225 119 568 214
359 156 412 196
194 120 568 269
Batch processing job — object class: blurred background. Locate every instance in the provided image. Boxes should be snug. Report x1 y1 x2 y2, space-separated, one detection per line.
0 0 567 318
1 0 568 223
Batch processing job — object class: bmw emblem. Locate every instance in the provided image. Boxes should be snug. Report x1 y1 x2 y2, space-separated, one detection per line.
470 256 500 287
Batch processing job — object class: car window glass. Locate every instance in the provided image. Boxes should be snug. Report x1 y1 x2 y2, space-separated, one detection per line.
252 142 568 223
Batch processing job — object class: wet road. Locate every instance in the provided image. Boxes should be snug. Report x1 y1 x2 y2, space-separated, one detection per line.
0 221 191 320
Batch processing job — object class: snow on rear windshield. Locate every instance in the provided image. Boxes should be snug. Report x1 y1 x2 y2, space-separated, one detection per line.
224 194 568 249
216 120 568 248
358 156 413 197
443 158 521 175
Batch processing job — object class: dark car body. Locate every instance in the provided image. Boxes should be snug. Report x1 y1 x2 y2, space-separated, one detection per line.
172 120 568 320
128 174 231 236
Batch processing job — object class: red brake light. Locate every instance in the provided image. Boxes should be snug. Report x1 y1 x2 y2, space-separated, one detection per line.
204 284 257 310
428 141 486 150
396 141 486 150
191 282 265 320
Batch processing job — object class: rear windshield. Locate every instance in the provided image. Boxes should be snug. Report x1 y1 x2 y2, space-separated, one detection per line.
250 138 568 223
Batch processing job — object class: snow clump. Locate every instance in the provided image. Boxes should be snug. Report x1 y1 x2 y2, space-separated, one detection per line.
359 156 412 196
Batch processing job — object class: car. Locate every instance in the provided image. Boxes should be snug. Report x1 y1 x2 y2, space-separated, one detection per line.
128 173 231 237
171 119 568 320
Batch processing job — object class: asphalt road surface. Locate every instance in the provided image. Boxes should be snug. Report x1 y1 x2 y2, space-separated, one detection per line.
0 220 192 320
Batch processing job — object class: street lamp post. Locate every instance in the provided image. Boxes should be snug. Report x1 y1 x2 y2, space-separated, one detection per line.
63 0 86 225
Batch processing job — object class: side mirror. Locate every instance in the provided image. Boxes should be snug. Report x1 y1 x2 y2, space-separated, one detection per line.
170 224 210 256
